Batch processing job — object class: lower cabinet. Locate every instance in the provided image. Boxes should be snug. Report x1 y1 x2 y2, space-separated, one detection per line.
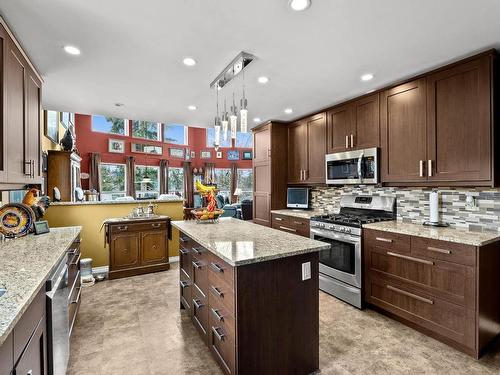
363 229 500 358
271 213 310 237
107 218 170 279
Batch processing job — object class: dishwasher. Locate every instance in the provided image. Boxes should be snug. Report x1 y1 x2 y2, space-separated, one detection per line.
46 256 70 375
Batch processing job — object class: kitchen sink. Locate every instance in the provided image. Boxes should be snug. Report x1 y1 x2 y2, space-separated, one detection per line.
0 288 6 297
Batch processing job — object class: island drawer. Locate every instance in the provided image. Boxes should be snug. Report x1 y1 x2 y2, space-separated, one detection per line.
192 286 209 342
209 295 235 337
109 220 168 233
411 237 476 266
208 274 235 315
208 253 234 290
179 244 192 278
180 268 192 312
192 253 209 297
364 229 411 254
209 313 236 375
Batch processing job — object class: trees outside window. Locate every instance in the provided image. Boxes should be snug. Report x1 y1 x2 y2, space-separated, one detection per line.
237 169 253 201
132 121 161 141
135 165 160 199
214 168 232 198
168 167 184 197
99 163 126 200
92 115 128 135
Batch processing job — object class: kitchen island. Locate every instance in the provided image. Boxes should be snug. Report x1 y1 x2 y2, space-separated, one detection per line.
172 218 329 375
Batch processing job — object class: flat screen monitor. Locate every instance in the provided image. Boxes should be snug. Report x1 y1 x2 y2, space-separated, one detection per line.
287 187 309 209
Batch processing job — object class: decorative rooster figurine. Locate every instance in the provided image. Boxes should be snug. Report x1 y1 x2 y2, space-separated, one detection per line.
22 188 51 221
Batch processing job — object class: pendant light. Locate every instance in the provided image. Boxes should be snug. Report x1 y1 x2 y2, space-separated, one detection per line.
230 92 237 140
214 87 221 147
222 97 228 141
240 71 248 133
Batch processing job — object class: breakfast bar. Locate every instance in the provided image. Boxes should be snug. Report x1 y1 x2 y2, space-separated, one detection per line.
172 218 329 375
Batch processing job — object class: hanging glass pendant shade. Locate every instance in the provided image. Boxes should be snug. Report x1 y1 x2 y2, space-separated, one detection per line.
222 98 229 141
230 93 237 140
240 72 248 133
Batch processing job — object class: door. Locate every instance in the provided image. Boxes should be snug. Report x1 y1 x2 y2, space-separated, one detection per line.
380 78 427 182
26 72 41 181
253 158 271 226
305 113 326 183
353 93 380 150
141 230 167 265
287 121 307 183
111 232 140 270
426 56 491 182
327 104 355 153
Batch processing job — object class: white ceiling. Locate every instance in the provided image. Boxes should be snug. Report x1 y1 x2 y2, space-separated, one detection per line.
1 0 500 128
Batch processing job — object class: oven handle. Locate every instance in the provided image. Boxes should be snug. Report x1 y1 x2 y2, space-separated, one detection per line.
310 228 360 244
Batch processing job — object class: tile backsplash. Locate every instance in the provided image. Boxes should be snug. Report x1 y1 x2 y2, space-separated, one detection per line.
311 186 500 232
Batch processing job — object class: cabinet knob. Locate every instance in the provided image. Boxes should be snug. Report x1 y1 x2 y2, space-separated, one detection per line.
152 223 161 228
118 225 128 231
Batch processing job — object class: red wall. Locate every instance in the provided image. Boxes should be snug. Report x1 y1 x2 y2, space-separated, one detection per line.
75 114 252 189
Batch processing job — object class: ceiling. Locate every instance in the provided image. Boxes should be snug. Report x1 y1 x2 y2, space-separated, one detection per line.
1 0 500 129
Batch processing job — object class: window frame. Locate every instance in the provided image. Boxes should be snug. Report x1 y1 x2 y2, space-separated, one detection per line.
99 162 127 201
214 168 232 198
167 166 185 197
131 121 162 141
91 115 129 136
236 168 253 201
134 164 161 199
164 124 188 145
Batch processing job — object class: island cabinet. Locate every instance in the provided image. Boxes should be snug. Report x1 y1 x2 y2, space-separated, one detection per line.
363 228 500 358
178 231 320 375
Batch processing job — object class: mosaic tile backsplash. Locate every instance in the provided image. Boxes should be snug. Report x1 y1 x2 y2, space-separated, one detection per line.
311 186 500 232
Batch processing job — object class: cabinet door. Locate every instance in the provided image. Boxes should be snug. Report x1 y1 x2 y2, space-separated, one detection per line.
26 72 41 180
0 25 7 181
253 125 271 162
253 160 271 226
426 56 491 183
353 93 380 150
110 233 140 270
380 79 427 182
327 104 354 153
305 113 326 183
287 121 307 183
141 230 167 265
14 316 47 375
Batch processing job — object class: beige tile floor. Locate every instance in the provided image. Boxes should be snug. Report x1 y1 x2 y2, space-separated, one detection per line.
68 263 500 375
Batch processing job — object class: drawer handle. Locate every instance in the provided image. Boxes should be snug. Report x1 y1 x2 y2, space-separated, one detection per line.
279 226 297 233
211 285 223 298
426 246 452 255
212 326 226 341
211 308 224 322
179 247 189 255
117 225 128 231
68 247 79 256
275 217 283 221
387 252 434 266
210 262 224 273
192 247 203 255
376 237 393 243
294 221 304 225
192 261 202 269
70 287 82 304
387 285 434 305
152 223 161 228
179 280 189 289
70 253 81 266
180 237 189 243
193 299 204 309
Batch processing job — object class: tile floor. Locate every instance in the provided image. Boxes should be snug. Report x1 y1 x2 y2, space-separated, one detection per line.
67 263 499 374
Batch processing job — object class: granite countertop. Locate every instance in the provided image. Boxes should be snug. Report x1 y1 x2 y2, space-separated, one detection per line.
270 209 325 219
103 215 170 224
364 221 500 247
172 218 329 266
0 226 81 346
52 199 184 206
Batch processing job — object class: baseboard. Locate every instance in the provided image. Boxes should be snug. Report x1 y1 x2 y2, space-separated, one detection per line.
93 265 109 275
170 256 179 263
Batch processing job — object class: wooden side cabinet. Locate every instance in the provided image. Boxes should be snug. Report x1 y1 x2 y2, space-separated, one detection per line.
107 217 170 279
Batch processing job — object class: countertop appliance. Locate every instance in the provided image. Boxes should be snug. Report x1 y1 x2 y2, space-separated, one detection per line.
46 256 70 375
325 147 378 185
287 187 309 209
310 194 395 308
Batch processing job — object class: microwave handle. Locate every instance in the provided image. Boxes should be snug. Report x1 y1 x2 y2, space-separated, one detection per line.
357 152 364 183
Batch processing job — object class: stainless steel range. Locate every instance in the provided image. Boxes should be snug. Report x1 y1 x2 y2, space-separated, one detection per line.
310 195 396 308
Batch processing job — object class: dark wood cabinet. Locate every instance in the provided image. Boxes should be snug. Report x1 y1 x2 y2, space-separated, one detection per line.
14 315 46 375
327 104 354 153
252 122 288 227
271 212 310 237
107 217 170 279
287 121 307 183
364 229 500 358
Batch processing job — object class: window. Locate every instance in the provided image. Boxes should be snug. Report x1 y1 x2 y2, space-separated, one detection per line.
135 165 160 199
235 132 253 148
92 115 128 135
164 124 188 145
214 168 232 198
100 163 126 201
206 128 231 148
168 167 184 197
237 169 253 201
132 121 161 141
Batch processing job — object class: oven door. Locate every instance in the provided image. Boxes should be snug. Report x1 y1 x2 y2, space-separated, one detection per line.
311 228 361 288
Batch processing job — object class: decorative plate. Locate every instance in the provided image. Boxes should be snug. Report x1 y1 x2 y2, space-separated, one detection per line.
0 203 35 238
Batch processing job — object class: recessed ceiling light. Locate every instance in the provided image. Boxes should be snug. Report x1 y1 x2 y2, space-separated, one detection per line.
289 0 311 11
114 103 124 107
257 76 269 84
361 73 374 81
188 105 197 111
183 57 196 66
284 108 293 114
63 45 81 55
253 117 261 123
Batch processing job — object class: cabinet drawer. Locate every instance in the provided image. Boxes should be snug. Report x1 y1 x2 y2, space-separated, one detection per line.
208 274 235 316
179 245 192 279
366 246 475 307
209 314 236 375
109 220 168 234
366 275 475 349
192 253 209 297
208 295 236 338
180 269 192 312
271 213 292 231
291 218 310 237
14 316 46 375
208 254 234 290
192 286 209 341
68 276 82 336
411 237 476 266
67 252 81 289
364 229 410 254
0 332 13 375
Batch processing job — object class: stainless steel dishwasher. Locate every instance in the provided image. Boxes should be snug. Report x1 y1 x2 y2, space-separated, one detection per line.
46 256 69 375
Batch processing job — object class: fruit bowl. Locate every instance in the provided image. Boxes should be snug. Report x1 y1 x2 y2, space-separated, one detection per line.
191 208 224 223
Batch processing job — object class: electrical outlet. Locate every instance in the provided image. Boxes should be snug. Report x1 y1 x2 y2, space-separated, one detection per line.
302 262 311 281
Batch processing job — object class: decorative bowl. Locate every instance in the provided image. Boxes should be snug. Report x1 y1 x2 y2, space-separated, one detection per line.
191 208 224 223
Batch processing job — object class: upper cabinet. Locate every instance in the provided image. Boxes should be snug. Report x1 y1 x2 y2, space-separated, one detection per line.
288 113 326 184
327 93 380 154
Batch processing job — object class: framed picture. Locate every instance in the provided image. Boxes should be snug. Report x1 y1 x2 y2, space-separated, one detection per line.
227 150 240 161
44 110 59 143
131 143 163 154
190 151 196 159
108 139 125 153
185 148 191 160
200 150 211 159
216 151 223 159
169 147 185 158
242 151 253 160
60 112 70 129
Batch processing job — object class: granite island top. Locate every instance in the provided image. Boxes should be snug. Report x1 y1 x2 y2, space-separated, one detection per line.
270 209 325 219
364 221 500 247
0 226 81 346
172 218 329 266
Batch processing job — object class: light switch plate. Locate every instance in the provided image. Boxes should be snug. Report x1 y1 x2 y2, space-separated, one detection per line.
302 262 311 280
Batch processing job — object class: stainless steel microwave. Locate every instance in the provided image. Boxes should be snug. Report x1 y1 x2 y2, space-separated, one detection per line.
325 147 378 185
